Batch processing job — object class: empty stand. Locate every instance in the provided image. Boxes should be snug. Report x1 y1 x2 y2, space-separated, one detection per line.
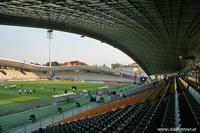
0 68 42 80
52 72 133 83
32 78 200 133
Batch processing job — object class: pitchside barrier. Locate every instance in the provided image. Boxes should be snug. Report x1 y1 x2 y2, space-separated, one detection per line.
6 102 98 133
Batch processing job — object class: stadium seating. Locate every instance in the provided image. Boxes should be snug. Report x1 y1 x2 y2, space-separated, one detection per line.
0 68 133 83
52 72 133 82
32 78 200 133
177 78 200 129
57 88 158 124
0 68 40 80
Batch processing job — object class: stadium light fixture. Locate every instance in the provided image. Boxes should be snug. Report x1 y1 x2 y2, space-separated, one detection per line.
47 29 53 68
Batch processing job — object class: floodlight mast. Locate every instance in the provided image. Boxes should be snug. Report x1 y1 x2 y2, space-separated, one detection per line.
47 29 53 68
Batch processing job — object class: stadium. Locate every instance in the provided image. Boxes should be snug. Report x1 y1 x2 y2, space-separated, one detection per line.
0 0 200 133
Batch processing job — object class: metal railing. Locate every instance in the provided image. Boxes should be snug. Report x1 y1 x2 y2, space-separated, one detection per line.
5 102 98 133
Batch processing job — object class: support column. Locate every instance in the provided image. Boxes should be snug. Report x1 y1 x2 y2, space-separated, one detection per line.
197 66 200 89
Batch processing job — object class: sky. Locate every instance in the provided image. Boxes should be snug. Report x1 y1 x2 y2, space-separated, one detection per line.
0 25 134 67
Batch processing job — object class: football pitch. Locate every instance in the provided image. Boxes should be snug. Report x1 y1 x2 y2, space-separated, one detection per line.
0 80 129 115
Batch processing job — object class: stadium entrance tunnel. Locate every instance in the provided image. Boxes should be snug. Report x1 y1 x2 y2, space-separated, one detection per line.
0 0 200 75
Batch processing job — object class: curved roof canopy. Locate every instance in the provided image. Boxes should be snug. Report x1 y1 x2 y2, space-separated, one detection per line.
0 0 200 75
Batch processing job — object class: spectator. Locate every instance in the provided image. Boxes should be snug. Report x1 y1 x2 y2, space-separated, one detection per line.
24 90 26 95
19 89 21 95
1 83 4 88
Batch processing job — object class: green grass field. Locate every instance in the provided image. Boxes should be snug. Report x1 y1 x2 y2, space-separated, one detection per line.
0 80 129 115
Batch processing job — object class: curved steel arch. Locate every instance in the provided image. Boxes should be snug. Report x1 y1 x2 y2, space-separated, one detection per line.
0 0 200 75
